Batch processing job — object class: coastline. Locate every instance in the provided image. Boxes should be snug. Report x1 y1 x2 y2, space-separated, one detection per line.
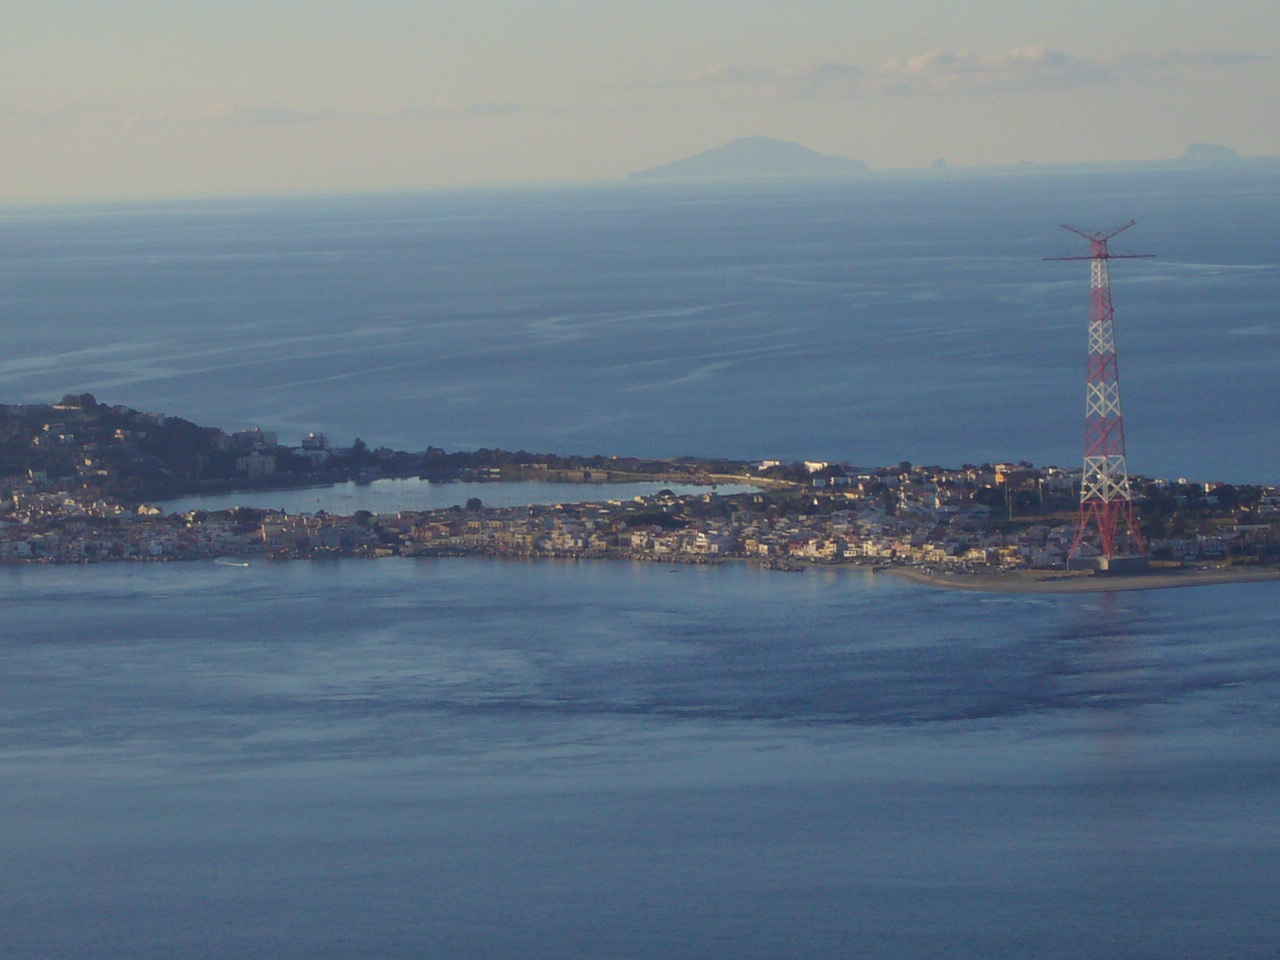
887 564 1280 594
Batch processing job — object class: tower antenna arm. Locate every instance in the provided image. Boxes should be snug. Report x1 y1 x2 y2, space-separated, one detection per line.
1046 218 1154 262
1061 220 1137 243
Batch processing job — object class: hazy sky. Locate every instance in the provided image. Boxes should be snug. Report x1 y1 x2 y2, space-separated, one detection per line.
3 0 1277 200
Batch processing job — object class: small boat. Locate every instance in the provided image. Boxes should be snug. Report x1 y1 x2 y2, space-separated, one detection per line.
214 558 251 567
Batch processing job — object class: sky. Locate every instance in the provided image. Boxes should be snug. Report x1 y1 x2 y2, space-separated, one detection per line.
2 0 1278 201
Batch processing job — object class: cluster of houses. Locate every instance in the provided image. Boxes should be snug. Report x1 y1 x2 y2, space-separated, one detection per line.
4 458 1278 567
399 486 1064 569
7 396 1276 568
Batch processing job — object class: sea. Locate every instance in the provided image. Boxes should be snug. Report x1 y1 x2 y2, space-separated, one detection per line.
2 167 1279 959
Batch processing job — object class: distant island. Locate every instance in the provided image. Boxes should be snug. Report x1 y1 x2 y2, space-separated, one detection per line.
629 138 1280 179
629 136 869 180
1179 142 1243 166
3 395 1280 593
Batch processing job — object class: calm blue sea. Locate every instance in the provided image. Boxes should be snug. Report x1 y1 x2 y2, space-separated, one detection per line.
2 167 1278 480
2 169 1279 959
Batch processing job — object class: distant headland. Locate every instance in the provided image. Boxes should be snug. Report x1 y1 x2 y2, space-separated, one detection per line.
628 136 869 180
3 395 1279 593
627 136 1279 180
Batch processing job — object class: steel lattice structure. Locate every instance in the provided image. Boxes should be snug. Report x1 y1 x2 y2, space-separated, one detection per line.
1048 221 1151 561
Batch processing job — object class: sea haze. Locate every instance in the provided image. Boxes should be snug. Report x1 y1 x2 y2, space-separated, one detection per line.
1 167 1277 481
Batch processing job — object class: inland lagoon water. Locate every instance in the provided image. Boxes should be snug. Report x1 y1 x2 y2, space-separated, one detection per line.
150 479 758 516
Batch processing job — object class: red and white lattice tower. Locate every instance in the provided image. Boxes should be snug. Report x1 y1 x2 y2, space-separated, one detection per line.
1048 221 1152 562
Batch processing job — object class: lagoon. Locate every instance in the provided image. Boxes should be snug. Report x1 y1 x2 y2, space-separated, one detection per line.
150 478 758 515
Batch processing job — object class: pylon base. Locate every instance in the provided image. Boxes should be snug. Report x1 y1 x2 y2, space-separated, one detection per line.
1097 554 1150 574
1069 554 1151 575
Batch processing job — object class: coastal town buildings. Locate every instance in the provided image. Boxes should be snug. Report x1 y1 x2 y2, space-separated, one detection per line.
4 466 1277 571
4 397 1278 573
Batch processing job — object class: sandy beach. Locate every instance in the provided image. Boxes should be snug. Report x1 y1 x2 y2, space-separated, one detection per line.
888 564 1280 594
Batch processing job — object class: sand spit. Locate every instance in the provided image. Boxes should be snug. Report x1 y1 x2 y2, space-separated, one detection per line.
889 565 1280 594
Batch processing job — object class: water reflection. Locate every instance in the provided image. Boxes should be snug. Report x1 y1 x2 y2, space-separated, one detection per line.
150 478 757 515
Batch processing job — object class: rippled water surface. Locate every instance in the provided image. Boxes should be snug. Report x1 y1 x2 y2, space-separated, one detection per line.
2 168 1278 480
2 170 1280 958
3 560 1278 959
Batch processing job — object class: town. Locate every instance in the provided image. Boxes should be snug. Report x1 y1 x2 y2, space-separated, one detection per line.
3 395 1279 572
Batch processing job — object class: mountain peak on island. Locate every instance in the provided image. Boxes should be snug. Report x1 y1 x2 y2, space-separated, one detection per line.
629 136 869 180
1179 142 1242 166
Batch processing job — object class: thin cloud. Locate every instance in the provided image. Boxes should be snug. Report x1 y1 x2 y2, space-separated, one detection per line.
195 100 530 125
0 101 338 130
0 101 118 129
870 44 1109 95
383 101 531 120
199 102 337 127
685 43 1271 100
1101 49 1271 70
1 99 530 131
688 62 863 101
